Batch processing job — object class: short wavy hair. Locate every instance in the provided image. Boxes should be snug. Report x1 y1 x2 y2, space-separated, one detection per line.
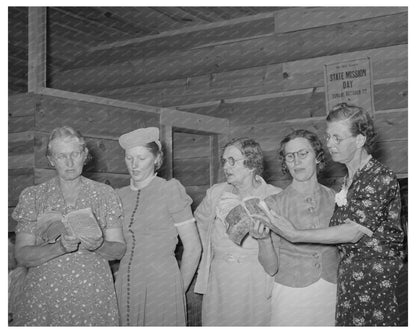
279 129 326 175
326 102 376 153
223 137 264 176
46 126 87 157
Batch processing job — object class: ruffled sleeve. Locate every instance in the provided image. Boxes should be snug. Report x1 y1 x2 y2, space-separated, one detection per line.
95 185 124 230
165 178 194 226
12 186 39 235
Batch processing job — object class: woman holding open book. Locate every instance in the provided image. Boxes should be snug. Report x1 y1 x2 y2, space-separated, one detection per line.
115 127 201 326
194 137 282 326
12 126 126 326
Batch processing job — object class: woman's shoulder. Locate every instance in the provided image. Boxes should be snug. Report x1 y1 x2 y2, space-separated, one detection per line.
19 177 57 198
264 182 283 196
318 183 336 197
206 182 231 197
369 158 396 177
81 176 117 194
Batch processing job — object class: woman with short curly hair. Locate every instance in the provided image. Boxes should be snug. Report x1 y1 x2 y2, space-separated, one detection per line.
264 103 405 326
194 137 282 326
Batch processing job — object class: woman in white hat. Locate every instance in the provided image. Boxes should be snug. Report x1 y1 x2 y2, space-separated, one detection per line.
115 127 201 326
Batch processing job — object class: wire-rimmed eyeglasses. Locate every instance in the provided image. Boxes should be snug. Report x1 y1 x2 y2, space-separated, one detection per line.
52 150 84 162
324 133 354 145
221 156 245 166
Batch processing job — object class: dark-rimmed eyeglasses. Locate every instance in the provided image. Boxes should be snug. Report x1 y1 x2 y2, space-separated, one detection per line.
284 149 310 163
324 133 354 145
221 157 245 167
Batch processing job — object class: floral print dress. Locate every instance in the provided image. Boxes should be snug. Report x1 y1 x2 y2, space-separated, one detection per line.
330 158 405 326
11 177 123 326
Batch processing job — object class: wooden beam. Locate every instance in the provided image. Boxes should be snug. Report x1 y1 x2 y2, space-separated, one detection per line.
160 108 229 134
89 12 276 51
39 87 162 114
89 7 406 52
28 7 46 93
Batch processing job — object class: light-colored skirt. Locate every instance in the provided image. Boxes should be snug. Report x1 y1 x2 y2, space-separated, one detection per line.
270 278 337 326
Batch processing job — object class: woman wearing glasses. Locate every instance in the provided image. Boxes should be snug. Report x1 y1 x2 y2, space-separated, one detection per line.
194 137 281 326
253 129 340 326
264 104 405 326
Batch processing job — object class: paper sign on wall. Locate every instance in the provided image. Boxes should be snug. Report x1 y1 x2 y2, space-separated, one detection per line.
324 58 374 117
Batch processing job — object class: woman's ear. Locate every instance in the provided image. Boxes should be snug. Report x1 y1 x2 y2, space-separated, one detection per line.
83 147 90 165
356 134 366 149
47 155 55 167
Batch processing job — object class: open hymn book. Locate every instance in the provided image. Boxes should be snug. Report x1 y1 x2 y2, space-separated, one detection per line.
224 197 275 245
63 207 103 240
37 207 102 244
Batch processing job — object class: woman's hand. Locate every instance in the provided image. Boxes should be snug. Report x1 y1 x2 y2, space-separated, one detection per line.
79 235 104 251
268 211 298 242
60 235 80 253
249 217 271 240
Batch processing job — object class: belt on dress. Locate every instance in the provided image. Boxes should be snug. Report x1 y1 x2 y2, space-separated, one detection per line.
213 252 258 263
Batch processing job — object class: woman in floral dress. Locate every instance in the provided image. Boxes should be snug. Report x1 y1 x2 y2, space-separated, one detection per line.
263 103 405 326
12 126 126 326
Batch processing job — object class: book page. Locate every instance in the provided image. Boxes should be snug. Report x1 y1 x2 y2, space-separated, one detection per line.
65 207 102 240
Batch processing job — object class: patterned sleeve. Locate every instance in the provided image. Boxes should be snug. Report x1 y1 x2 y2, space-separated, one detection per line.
351 172 401 233
12 186 39 235
96 185 124 230
165 178 194 226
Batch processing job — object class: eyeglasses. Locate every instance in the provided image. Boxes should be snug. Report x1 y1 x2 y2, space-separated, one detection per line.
53 150 84 162
284 149 310 163
324 133 354 145
221 156 245 166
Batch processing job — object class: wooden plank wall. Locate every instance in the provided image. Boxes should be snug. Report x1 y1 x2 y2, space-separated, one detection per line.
173 131 211 211
50 7 407 190
8 93 160 231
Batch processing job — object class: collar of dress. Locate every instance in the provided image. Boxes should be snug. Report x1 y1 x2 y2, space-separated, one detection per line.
130 173 157 191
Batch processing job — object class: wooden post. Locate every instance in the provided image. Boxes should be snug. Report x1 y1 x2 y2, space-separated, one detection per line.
28 7 47 93
209 135 219 186
160 125 173 180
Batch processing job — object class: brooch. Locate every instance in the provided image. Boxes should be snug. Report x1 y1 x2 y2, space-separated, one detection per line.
335 186 348 207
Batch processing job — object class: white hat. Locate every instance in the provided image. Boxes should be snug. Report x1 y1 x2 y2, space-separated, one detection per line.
119 127 160 150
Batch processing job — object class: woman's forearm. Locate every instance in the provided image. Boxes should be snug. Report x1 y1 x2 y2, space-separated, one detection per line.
291 223 364 244
15 242 66 268
257 237 278 276
180 244 202 292
95 240 126 260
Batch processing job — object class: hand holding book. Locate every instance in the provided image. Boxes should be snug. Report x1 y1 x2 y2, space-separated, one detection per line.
224 197 275 245
63 207 103 251
37 211 67 243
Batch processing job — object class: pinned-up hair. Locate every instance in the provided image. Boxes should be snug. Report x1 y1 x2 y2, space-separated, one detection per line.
46 126 86 157
327 102 376 153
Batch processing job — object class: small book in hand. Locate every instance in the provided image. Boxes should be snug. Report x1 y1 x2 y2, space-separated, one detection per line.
64 207 103 240
224 197 272 246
